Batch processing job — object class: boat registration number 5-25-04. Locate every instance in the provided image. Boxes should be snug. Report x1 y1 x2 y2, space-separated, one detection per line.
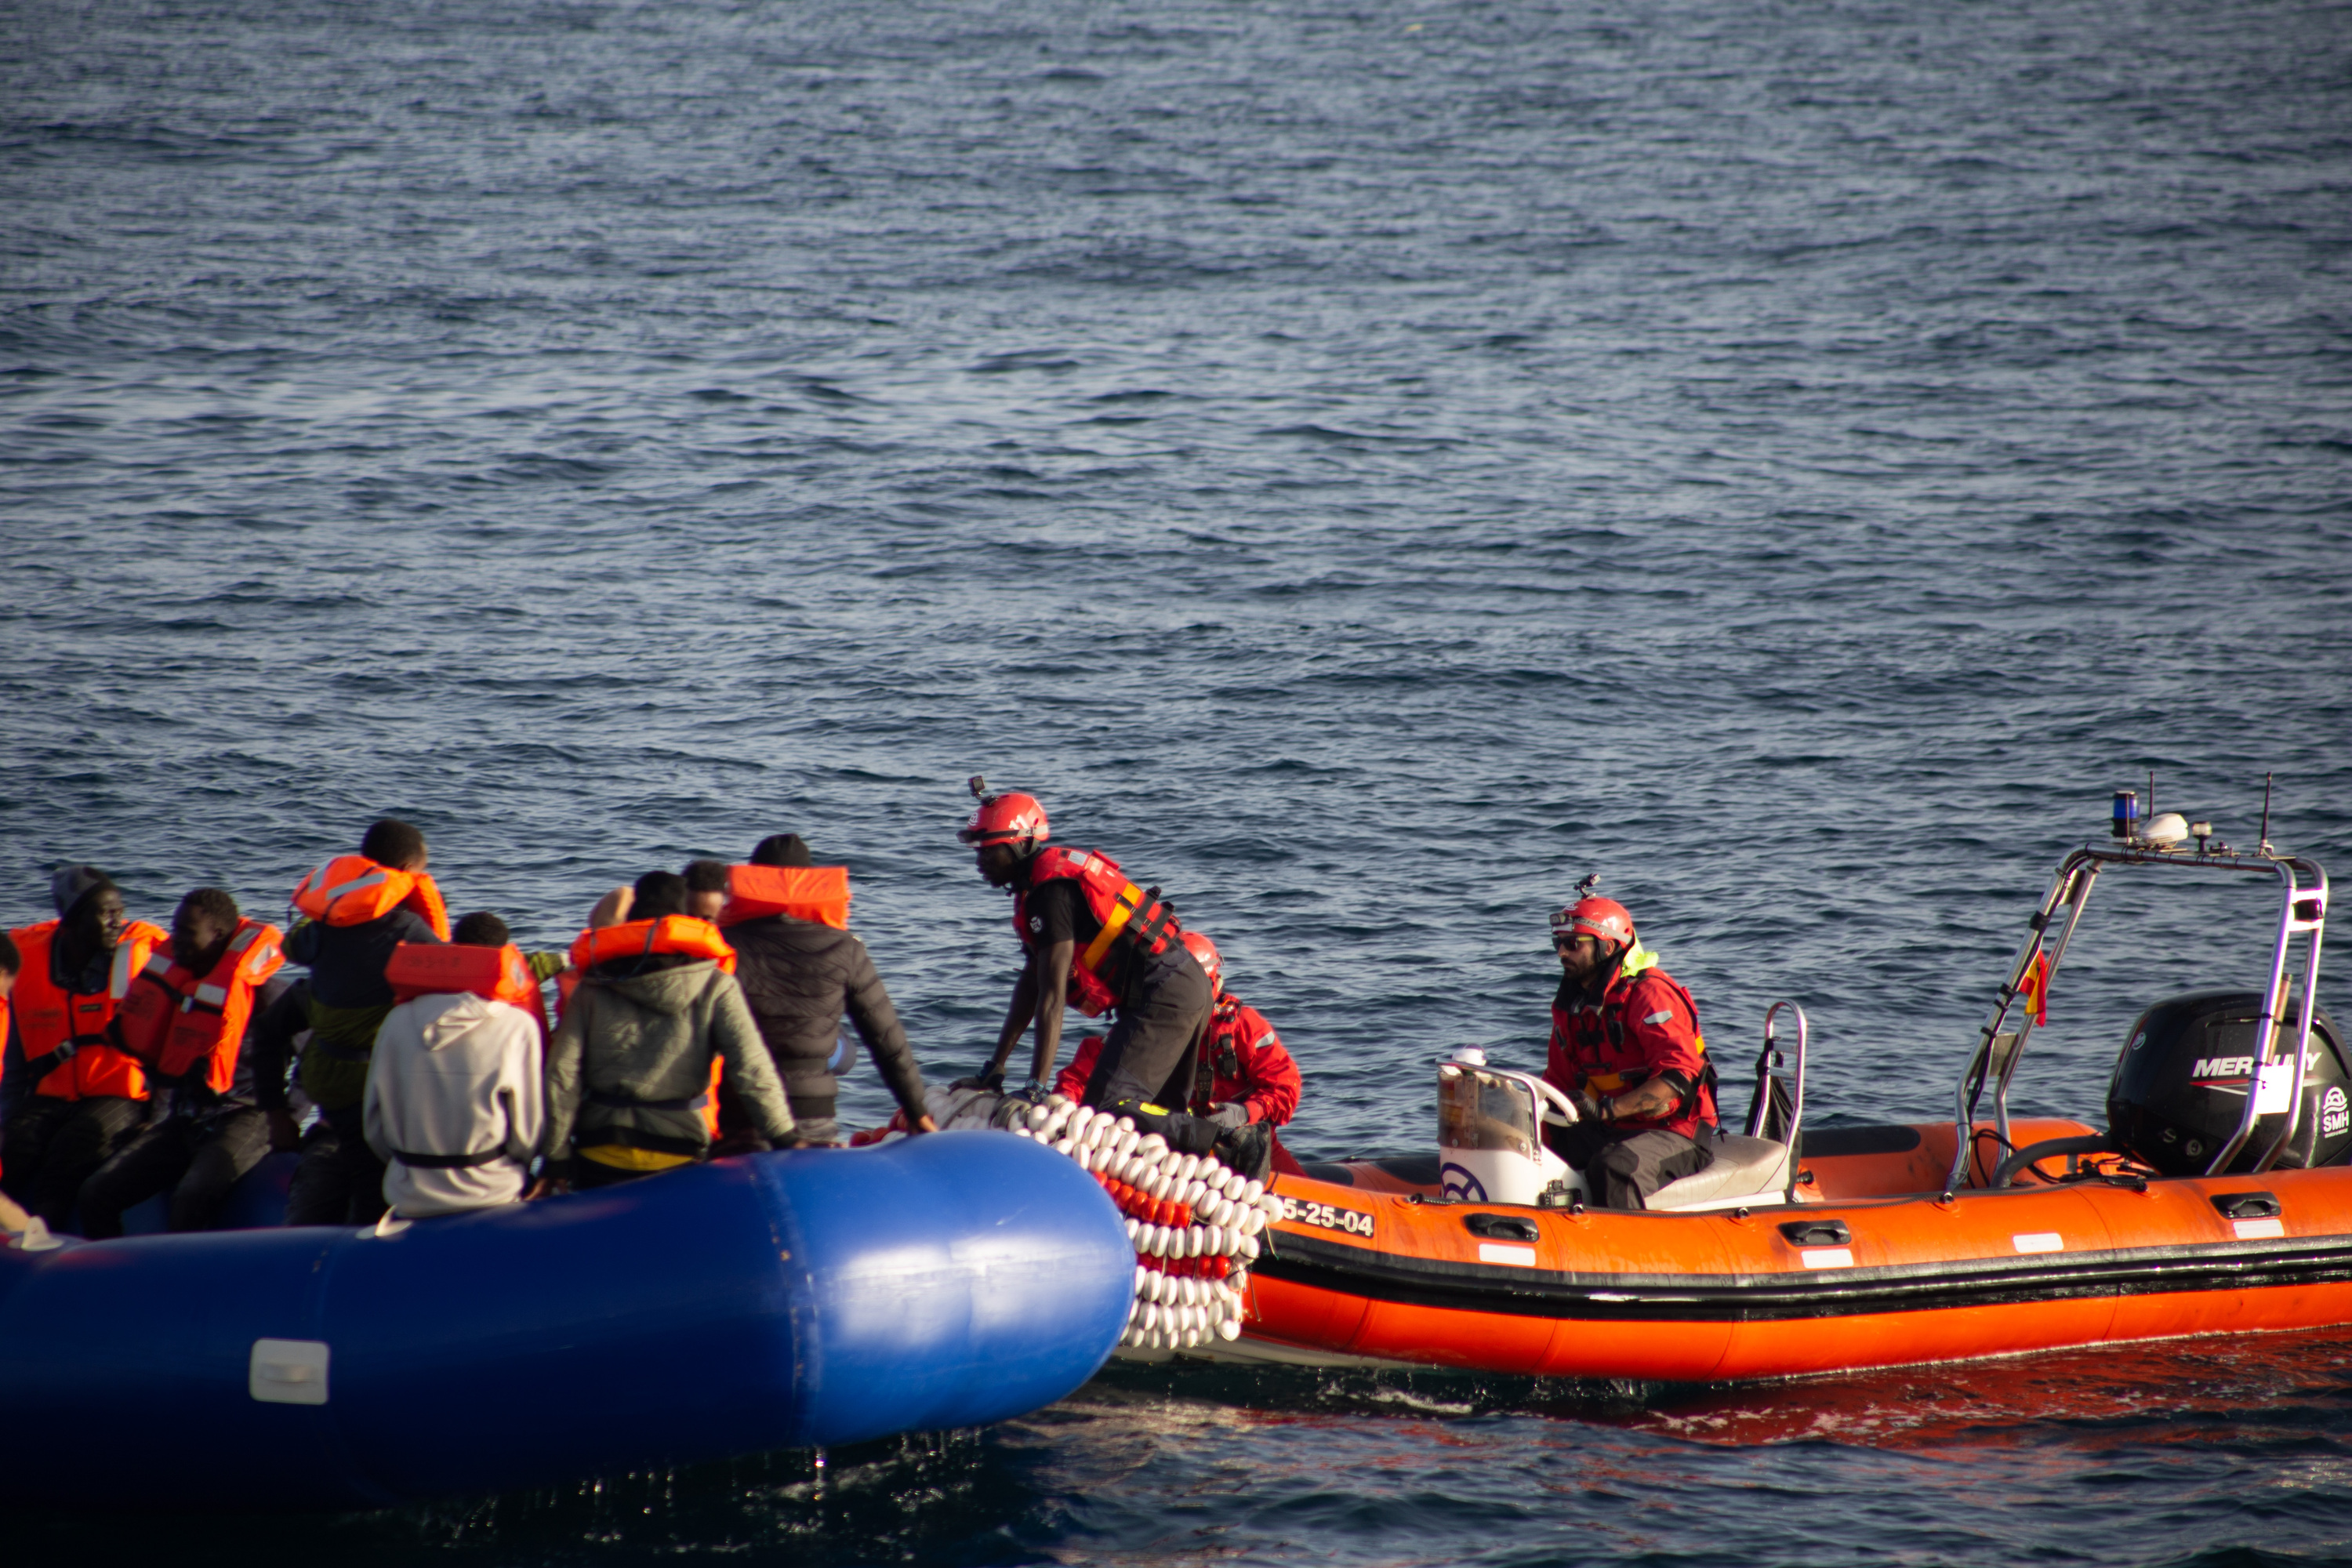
1281 1196 1376 1239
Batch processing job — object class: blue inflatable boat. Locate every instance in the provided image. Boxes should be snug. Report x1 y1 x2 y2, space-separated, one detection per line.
0 1131 1134 1511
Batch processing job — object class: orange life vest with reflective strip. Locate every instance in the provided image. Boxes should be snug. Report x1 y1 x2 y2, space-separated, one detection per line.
717 865 850 930
385 942 549 1039
1014 847 1184 1018
7 919 170 1102
111 919 285 1096
289 855 452 940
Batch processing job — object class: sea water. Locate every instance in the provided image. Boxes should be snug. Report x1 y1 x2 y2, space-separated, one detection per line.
4 0 2349 1560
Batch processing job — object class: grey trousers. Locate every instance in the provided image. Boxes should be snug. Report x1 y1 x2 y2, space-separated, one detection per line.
1548 1123 1715 1210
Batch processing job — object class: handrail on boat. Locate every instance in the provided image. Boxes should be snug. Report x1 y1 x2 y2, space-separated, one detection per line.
1943 842 2330 1198
1748 1000 1808 1205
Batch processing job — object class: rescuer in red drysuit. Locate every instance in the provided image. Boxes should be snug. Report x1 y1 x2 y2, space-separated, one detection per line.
959 779 1235 1165
1053 931 1302 1178
1542 884 1719 1210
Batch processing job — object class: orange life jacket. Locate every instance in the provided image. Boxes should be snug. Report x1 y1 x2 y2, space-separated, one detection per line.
289 855 452 941
561 920 731 1136
6 918 170 1102
111 919 285 1096
385 942 549 1038
566 916 737 975
717 864 850 930
1013 847 1184 1018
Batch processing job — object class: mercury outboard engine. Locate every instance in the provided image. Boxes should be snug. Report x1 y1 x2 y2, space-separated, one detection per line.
2108 989 2352 1175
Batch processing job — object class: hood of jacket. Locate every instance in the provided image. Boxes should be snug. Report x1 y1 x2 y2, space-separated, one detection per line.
412 990 500 1050
588 959 718 1016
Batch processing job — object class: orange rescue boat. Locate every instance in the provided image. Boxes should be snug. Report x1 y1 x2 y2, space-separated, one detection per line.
1228 803 2349 1380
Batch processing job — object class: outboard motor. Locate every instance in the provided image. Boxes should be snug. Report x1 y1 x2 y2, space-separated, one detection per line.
2108 989 2352 1175
1436 1047 1588 1206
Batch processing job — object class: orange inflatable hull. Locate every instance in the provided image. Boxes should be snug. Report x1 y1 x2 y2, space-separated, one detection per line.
1240 1120 2352 1380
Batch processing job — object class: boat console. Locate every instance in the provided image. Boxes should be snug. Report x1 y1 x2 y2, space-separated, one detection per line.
1433 999 1812 1212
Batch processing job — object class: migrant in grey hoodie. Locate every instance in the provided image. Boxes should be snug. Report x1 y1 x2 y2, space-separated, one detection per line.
364 992 544 1218
542 959 793 1171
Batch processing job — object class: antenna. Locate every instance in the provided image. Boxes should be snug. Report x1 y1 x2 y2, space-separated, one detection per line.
2260 771 2274 852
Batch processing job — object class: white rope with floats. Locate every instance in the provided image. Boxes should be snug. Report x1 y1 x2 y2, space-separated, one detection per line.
1008 1094 1281 1351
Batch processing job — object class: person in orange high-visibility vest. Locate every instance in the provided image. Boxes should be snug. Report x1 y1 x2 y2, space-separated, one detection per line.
716 834 936 1148
77 887 290 1238
364 912 546 1219
281 818 448 1225
538 871 797 1193
1 865 168 1227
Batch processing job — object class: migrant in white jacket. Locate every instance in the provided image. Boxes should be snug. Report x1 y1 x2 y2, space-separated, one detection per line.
364 992 544 1218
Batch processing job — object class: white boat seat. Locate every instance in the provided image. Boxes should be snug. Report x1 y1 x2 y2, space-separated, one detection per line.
1646 1134 1791 1211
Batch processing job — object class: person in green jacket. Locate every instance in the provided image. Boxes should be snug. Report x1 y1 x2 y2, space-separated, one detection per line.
538 872 797 1192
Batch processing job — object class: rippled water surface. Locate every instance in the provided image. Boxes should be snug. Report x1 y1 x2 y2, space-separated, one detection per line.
5 0 2351 1560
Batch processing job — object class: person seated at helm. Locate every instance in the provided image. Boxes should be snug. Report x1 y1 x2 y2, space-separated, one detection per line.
362 910 546 1220
538 870 796 1192
281 818 449 1225
76 887 290 1238
959 779 1228 1163
1541 885 1719 1210
711 835 936 1148
2 866 171 1228
1053 931 1301 1180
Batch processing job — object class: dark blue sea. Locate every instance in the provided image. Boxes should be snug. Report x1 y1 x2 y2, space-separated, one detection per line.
5 0 2352 1560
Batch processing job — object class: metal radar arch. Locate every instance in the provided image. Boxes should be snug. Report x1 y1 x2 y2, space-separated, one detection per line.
1944 787 2332 1196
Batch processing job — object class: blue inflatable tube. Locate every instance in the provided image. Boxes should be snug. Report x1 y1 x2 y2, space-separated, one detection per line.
0 1131 1133 1511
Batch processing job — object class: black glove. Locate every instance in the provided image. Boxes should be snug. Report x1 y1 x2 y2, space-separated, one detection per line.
1571 1089 1608 1124
1212 1120 1274 1182
949 1068 1007 1094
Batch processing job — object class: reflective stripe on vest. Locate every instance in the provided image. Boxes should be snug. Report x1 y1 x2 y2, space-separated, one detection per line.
291 857 452 938
5 920 169 1103
321 866 389 906
111 919 285 1093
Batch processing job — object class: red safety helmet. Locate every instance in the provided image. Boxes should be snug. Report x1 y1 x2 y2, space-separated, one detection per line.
1181 930 1223 997
958 777 1050 853
1550 895 1634 952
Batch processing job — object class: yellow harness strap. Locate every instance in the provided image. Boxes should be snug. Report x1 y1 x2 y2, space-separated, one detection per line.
1079 882 1144 975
